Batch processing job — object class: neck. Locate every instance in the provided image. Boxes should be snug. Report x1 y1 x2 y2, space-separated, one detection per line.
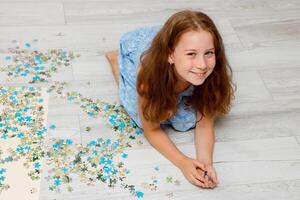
175 80 190 94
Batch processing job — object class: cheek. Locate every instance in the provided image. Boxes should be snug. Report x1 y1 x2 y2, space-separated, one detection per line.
209 56 216 66
174 60 190 72
174 64 191 79
181 60 194 70
176 65 188 76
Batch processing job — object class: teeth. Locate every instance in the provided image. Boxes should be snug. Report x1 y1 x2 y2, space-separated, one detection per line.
194 72 205 77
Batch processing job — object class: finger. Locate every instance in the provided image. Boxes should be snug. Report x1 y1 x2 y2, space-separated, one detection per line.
206 171 214 183
212 175 219 185
194 171 208 185
193 169 210 187
215 172 220 184
198 170 212 188
204 173 210 188
190 175 206 188
199 169 217 189
209 181 215 188
194 173 208 187
205 168 216 183
194 160 207 171
196 168 210 187
204 171 216 188
203 172 216 189
207 178 216 188
210 170 219 185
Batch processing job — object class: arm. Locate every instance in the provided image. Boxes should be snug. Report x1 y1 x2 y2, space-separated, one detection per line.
143 126 188 168
137 96 187 168
194 112 220 186
137 95 211 188
194 111 216 165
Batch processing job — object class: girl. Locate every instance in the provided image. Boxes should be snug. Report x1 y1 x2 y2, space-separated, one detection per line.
106 10 235 189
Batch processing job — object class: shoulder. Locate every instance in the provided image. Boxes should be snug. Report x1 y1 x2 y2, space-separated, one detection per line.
137 67 149 93
196 111 215 128
137 94 160 131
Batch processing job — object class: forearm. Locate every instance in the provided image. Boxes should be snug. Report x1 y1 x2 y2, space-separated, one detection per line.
144 128 187 168
194 126 215 165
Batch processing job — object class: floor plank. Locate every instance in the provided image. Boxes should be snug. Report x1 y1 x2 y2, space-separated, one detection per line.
0 0 299 199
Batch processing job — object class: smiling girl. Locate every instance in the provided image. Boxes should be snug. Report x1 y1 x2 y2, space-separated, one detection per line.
106 10 235 189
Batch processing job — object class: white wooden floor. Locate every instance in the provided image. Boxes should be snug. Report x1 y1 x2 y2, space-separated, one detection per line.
0 0 300 199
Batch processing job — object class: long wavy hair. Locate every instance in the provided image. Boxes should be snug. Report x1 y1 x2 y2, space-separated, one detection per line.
136 10 236 123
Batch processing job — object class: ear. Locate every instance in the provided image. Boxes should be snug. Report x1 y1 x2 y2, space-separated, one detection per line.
168 53 174 64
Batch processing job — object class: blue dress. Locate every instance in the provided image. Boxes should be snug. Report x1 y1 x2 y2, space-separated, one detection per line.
118 26 197 132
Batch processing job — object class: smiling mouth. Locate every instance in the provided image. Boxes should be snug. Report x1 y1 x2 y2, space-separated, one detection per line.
191 71 207 77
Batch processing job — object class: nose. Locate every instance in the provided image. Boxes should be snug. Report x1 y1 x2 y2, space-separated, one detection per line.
196 65 208 71
195 56 208 71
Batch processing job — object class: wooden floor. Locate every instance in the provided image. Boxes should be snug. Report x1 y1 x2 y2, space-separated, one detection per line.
0 0 300 199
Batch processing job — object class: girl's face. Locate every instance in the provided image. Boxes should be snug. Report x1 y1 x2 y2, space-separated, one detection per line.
168 29 216 90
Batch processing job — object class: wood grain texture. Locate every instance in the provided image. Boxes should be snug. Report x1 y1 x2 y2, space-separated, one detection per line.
0 0 299 199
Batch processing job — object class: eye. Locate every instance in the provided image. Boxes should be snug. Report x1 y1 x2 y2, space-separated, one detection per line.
205 51 214 55
187 53 196 56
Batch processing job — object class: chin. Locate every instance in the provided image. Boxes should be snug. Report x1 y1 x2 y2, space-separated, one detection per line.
190 78 207 86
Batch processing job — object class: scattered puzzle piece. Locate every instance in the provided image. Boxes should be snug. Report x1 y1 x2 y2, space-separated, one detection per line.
0 41 148 199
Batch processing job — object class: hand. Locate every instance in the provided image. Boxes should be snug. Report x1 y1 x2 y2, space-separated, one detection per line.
178 157 209 188
196 164 219 189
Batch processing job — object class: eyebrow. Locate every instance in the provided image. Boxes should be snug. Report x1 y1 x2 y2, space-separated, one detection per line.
184 48 215 51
